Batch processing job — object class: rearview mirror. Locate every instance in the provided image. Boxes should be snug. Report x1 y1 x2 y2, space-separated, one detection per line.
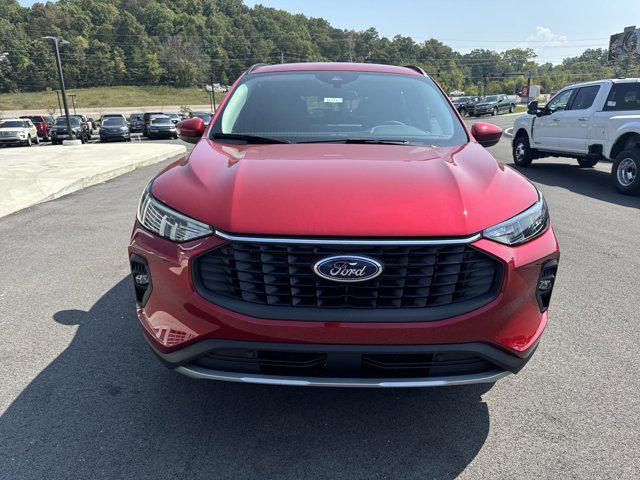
527 101 538 114
176 117 205 144
471 122 502 148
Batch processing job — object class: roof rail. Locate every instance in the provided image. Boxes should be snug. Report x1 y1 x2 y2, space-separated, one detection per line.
404 65 428 76
246 63 268 74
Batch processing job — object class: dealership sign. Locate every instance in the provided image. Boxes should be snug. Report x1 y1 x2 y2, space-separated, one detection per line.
609 26 640 62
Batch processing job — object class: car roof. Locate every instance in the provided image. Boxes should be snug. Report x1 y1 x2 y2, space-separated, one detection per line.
150 114 170 119
561 78 640 89
249 62 423 76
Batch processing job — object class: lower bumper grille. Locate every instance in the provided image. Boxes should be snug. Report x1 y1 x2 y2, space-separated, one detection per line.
193 348 495 379
192 238 503 321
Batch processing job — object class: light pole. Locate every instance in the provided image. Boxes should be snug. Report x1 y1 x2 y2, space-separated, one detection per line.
53 90 63 116
69 93 77 115
41 36 75 141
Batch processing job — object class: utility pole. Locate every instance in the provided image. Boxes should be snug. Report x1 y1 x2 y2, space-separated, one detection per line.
54 90 63 116
41 36 74 141
69 93 77 115
280 52 284 63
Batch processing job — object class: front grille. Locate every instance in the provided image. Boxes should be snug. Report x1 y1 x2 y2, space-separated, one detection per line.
193 239 502 321
192 348 495 378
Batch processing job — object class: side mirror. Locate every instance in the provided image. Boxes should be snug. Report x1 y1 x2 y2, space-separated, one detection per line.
527 101 539 114
176 117 205 144
471 122 502 148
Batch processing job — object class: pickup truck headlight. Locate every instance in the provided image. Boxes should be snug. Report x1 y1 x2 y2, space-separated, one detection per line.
137 186 213 242
483 191 549 246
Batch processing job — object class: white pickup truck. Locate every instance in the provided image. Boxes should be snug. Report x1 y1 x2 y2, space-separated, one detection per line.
512 79 640 195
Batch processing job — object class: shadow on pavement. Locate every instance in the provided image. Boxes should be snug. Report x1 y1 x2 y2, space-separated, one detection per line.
0 278 491 480
512 161 640 209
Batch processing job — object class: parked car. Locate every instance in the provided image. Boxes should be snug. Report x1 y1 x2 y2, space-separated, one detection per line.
19 115 54 141
142 112 163 136
147 115 177 139
99 116 131 142
129 113 144 133
50 116 88 144
131 63 560 388
190 111 213 126
513 78 640 194
451 96 480 117
0 118 39 146
86 117 98 131
167 112 181 124
471 94 515 116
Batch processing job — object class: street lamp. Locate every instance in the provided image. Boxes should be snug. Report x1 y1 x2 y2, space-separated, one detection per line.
41 36 75 142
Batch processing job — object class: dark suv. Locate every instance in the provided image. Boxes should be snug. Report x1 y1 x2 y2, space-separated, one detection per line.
143 112 164 136
451 96 480 117
129 113 144 133
471 95 515 116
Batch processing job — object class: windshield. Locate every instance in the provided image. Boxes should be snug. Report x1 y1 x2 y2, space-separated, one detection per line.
22 116 41 123
151 117 172 125
103 118 126 126
0 120 27 128
211 71 467 145
483 96 499 102
56 117 80 126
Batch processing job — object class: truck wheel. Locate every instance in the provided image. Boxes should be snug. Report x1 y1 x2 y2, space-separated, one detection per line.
512 135 534 167
612 149 640 195
577 157 598 168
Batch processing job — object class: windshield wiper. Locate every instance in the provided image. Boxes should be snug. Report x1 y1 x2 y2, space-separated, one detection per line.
297 138 410 145
211 133 290 144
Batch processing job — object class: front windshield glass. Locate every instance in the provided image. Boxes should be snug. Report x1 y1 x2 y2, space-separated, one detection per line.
0 120 27 128
483 95 499 102
151 117 172 125
56 117 80 126
103 118 126 126
211 71 467 145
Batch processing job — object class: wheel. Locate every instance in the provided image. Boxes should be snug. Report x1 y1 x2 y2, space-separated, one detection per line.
34 135 40 145
577 157 598 168
459 107 466 117
612 149 640 195
24 135 32 147
80 134 86 144
509 104 514 113
512 134 534 167
492 107 498 116
173 134 178 139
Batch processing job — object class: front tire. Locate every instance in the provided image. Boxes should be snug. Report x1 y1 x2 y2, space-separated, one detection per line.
612 149 640 195
512 134 534 167
509 104 514 113
24 135 32 147
459 107 466 117
34 135 40 145
577 157 598 168
492 107 498 116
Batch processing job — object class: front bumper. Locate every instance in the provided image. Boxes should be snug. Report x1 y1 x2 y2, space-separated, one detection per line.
148 129 176 138
473 105 493 115
129 224 559 386
100 131 130 141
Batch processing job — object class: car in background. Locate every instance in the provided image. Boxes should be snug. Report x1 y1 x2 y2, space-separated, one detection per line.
99 116 131 142
86 117 98 131
167 113 181 124
147 115 177 139
190 111 213 126
50 116 88 144
471 95 515 116
142 112 164 136
19 115 54 141
0 118 39 146
129 113 144 133
451 96 480 117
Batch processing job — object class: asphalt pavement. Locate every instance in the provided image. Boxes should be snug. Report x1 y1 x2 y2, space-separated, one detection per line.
0 114 639 479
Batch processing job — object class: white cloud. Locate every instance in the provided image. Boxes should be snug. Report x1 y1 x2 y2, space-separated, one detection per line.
524 26 569 47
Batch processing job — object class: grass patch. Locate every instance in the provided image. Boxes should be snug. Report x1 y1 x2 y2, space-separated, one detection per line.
0 85 224 112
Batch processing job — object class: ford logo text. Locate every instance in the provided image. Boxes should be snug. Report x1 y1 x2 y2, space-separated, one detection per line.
313 256 383 283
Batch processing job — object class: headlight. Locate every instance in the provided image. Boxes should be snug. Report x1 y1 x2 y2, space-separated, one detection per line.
483 191 549 246
120 126 128 131
137 186 213 242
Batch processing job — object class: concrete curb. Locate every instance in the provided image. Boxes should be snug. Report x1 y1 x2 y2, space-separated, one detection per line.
0 145 186 218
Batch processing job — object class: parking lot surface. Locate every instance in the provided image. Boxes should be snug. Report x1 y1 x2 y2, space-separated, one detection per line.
0 117 639 479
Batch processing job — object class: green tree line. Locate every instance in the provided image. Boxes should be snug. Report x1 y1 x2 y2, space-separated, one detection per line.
1 0 638 95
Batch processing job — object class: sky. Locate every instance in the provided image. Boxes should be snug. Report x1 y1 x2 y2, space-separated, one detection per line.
17 0 640 64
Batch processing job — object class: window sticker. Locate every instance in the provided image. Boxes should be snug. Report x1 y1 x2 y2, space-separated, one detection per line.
324 97 343 103
607 101 616 107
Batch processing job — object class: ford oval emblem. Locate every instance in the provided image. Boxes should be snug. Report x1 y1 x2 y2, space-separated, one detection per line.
313 255 383 283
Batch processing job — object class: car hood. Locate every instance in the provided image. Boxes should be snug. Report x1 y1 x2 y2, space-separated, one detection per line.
151 141 538 237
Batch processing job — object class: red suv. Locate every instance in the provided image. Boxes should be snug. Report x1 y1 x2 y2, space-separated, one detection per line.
129 63 559 387
20 115 54 141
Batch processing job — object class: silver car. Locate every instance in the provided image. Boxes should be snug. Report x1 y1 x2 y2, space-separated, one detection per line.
0 118 39 147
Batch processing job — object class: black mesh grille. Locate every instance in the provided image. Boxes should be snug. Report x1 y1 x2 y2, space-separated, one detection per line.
193 240 502 317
